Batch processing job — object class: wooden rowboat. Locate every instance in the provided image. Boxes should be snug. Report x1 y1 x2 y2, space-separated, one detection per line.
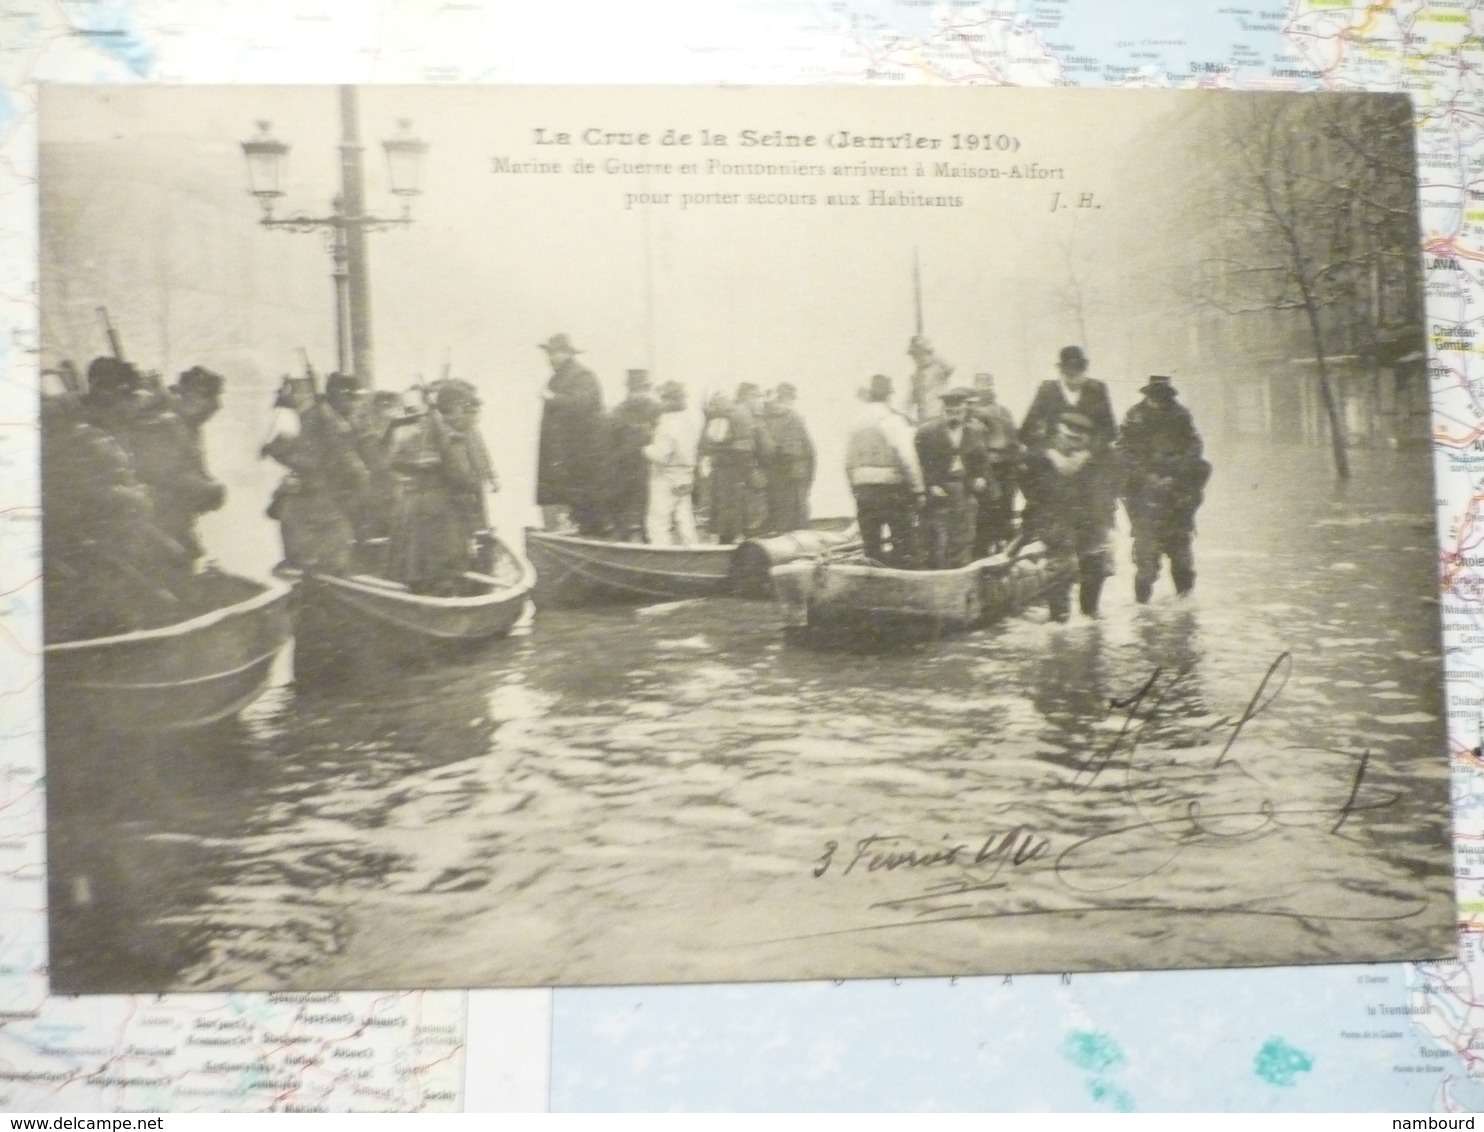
771 541 1070 642
526 518 859 606
287 537 536 679
526 529 734 606
43 571 293 733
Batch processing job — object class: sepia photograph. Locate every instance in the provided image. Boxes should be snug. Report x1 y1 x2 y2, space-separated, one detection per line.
38 84 1452 993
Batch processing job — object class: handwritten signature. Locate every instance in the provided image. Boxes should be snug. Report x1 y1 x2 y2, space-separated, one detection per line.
802 652 1419 934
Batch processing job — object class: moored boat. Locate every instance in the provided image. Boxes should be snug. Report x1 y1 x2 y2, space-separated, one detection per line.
43 571 293 733
286 536 536 678
525 529 733 606
771 540 1069 642
526 519 858 606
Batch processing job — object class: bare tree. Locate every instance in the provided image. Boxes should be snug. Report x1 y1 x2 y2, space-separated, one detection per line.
1192 93 1422 480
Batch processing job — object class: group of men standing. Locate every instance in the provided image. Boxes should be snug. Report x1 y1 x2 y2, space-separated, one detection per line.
846 342 1211 621
41 357 228 641
535 333 816 547
262 371 497 595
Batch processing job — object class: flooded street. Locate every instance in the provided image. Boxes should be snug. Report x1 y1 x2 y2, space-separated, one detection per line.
45 442 1454 992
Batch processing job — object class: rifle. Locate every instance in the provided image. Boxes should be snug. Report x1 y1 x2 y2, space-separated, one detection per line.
912 248 923 339
96 307 125 361
56 360 82 396
298 348 320 397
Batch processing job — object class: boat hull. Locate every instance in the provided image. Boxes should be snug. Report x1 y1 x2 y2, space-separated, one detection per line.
526 529 735 605
43 573 293 733
526 519 859 606
289 540 535 678
771 541 1068 642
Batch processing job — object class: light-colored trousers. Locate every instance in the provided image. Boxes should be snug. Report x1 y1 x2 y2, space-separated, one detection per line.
647 471 698 546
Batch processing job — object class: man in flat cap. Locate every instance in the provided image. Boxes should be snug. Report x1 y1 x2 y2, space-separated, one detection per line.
969 372 1022 557
915 386 990 569
1021 411 1117 621
537 333 606 536
1116 374 1211 603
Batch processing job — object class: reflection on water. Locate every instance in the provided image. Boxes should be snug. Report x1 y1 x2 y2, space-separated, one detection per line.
45 444 1454 991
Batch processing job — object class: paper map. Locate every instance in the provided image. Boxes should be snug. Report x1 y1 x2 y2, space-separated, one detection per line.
4 0 1484 1113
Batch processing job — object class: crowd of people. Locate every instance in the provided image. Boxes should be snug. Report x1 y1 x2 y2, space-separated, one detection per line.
40 355 502 645
41 357 228 642
845 341 1211 621
535 331 1212 622
536 333 816 547
260 371 497 595
42 330 1210 641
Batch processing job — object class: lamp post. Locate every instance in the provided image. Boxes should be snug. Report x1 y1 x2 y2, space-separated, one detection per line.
241 86 428 388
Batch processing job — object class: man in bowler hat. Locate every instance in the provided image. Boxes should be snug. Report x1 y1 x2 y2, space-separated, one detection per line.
536 333 606 535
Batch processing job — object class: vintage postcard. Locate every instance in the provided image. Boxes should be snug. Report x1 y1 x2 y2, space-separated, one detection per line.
39 85 1451 992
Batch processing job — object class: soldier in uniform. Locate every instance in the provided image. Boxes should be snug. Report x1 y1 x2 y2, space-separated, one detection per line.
914 387 989 569
261 374 368 576
1116 374 1211 603
387 379 496 593
42 360 186 639
536 333 606 536
606 369 662 542
323 371 397 545
1021 411 1116 622
119 364 226 570
969 372 1021 557
761 382 815 534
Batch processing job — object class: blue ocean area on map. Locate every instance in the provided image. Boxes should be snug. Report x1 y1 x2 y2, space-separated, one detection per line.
62 0 154 76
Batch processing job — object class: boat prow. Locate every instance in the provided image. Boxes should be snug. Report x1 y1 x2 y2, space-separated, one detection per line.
286 537 536 679
525 518 859 607
43 571 294 733
770 541 1069 644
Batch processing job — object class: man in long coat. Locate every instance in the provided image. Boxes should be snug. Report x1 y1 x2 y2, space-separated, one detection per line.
761 382 815 534
1116 375 1211 602
536 333 606 536
1020 411 1117 621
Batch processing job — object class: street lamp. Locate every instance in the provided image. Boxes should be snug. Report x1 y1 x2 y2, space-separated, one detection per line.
240 88 428 385
383 119 429 217
242 121 288 215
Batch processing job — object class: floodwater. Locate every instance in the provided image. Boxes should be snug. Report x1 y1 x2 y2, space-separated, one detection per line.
45 442 1455 992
